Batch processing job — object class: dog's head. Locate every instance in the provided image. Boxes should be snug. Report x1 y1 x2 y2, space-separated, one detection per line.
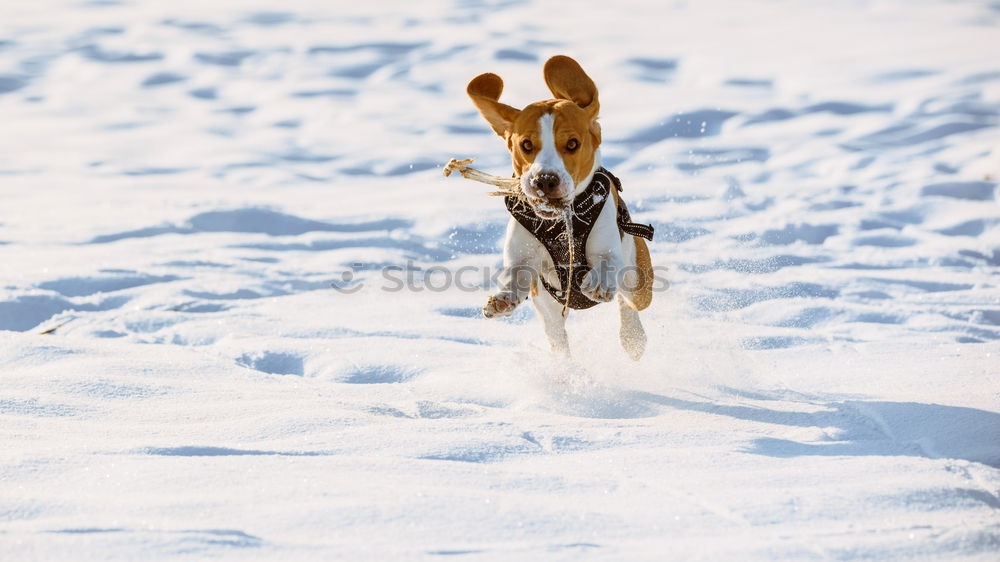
467 55 601 219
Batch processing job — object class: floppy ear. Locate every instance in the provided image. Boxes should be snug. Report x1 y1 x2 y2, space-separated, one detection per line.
543 55 599 118
467 73 520 138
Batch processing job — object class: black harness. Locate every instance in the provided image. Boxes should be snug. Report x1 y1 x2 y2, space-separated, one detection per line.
504 168 654 310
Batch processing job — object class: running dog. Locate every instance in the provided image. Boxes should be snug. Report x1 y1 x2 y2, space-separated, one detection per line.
466 55 655 360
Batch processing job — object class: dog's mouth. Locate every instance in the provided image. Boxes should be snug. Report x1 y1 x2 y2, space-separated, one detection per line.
521 173 573 220
525 194 570 220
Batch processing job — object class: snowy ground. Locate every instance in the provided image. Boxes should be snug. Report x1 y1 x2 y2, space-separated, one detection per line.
2 0 999 559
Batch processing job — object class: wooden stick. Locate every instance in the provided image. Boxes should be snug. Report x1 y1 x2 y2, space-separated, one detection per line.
443 158 520 193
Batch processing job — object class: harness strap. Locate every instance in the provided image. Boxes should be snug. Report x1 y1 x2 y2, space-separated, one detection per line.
595 169 655 242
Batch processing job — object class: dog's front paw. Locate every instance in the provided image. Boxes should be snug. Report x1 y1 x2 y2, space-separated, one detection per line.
483 292 519 318
580 268 617 302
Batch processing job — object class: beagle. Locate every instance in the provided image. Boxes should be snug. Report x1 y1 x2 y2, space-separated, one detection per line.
466 55 654 360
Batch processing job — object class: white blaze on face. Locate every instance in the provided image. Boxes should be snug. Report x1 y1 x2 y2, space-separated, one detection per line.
522 113 572 201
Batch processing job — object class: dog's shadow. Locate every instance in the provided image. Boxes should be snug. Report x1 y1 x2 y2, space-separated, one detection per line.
630 389 1000 468
535 365 999 467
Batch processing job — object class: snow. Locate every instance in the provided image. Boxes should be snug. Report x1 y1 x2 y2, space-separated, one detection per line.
1 0 999 559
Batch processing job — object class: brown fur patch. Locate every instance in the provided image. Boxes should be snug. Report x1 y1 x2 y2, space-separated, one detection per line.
630 237 654 311
467 56 601 188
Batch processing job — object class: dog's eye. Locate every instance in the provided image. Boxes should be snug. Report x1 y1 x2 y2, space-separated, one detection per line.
520 139 533 153
566 138 579 152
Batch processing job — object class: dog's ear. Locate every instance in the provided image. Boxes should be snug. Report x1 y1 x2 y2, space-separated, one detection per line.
544 55 599 118
467 73 520 138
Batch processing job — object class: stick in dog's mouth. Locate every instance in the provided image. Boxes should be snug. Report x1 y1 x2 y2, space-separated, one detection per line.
443 157 571 221
442 158 519 196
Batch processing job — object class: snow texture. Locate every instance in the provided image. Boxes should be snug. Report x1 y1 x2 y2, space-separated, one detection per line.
1 0 999 560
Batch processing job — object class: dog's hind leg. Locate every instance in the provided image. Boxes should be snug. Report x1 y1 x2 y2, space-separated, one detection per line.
618 293 647 361
614 235 647 361
531 283 570 356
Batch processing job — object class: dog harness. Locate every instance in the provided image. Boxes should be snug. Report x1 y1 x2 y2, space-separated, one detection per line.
504 168 655 310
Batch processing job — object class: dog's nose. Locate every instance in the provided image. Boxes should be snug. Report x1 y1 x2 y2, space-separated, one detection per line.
531 173 562 198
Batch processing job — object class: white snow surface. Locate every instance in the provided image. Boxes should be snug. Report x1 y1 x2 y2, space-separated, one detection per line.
2 0 1000 559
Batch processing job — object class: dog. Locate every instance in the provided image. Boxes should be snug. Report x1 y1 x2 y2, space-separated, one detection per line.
466 55 655 360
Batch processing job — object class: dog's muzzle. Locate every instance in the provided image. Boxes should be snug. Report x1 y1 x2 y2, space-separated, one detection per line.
530 172 562 198
526 171 571 218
